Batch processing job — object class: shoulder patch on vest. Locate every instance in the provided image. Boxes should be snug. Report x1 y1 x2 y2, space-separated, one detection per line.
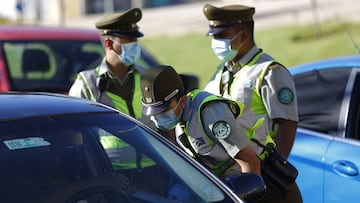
212 121 231 139
228 102 240 116
278 87 294 104
269 62 283 70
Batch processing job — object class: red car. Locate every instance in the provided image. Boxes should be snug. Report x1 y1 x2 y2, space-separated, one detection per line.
0 25 159 93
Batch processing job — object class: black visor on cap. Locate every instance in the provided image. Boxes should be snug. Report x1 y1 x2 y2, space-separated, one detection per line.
104 30 144 38
206 26 227 36
142 99 172 116
206 21 241 36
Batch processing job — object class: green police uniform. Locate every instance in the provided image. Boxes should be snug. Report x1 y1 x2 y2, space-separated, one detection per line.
69 60 145 119
69 8 154 170
205 46 298 138
203 4 302 203
69 8 145 119
140 65 263 179
179 89 250 178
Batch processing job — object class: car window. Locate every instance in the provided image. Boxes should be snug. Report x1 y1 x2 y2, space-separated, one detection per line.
293 67 352 134
3 40 104 92
346 72 360 140
95 127 226 202
0 113 236 203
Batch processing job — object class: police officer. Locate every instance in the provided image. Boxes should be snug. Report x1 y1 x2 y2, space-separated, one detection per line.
69 8 155 171
140 65 261 179
69 8 145 120
202 4 301 203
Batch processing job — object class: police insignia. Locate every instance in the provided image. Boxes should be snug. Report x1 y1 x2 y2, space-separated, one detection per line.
278 87 294 104
212 121 231 139
244 79 252 88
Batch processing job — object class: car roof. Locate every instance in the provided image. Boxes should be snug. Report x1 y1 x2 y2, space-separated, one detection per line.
289 55 360 75
0 25 100 40
0 92 114 121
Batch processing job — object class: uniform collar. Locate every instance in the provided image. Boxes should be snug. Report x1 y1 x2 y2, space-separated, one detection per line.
98 58 135 82
224 45 261 75
238 45 261 67
98 58 109 76
180 96 192 122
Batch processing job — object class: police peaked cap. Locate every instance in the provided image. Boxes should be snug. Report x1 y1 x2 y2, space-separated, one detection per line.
95 8 144 38
203 4 255 36
141 65 184 116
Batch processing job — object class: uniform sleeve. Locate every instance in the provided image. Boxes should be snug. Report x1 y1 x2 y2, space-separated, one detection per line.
204 64 224 96
261 64 299 122
201 101 251 158
68 74 94 100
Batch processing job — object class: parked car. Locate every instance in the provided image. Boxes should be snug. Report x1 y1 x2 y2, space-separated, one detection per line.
0 25 158 93
288 55 360 203
0 92 265 203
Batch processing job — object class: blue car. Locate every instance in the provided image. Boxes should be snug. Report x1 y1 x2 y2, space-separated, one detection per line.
288 55 360 203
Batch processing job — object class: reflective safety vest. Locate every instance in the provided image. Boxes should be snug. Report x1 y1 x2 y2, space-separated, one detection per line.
183 90 240 176
78 66 143 119
205 51 276 157
183 90 270 176
100 134 155 170
79 66 153 169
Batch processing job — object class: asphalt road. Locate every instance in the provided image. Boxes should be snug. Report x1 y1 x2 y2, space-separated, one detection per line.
54 0 360 37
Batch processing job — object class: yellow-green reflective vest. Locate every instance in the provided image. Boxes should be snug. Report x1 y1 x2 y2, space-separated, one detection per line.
184 90 240 176
80 66 151 169
205 51 276 158
100 135 155 170
79 66 143 119
184 90 270 175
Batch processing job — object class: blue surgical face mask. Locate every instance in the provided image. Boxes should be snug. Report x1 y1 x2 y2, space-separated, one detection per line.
151 102 182 131
112 41 141 66
211 31 243 61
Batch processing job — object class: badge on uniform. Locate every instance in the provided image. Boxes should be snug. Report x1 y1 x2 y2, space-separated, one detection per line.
244 79 253 88
212 121 231 139
278 87 294 104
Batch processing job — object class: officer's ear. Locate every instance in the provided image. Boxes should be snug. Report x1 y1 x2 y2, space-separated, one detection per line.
240 31 247 41
104 37 114 50
238 24 249 41
178 95 187 109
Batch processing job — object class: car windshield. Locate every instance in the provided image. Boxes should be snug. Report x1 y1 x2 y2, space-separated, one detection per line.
0 112 237 203
2 40 104 92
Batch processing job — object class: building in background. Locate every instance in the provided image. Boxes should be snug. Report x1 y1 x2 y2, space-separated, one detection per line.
0 0 195 25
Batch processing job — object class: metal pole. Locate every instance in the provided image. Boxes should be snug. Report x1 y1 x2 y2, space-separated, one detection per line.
35 0 41 24
311 0 321 37
59 0 65 26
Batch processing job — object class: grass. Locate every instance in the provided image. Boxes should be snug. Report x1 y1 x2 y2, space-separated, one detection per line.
140 22 360 88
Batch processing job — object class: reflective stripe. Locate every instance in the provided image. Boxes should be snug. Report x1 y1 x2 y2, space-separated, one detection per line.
81 66 143 119
211 157 236 176
185 90 241 176
186 90 241 146
100 135 155 169
205 51 277 157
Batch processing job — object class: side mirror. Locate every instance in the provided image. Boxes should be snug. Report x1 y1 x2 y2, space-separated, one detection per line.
225 173 266 203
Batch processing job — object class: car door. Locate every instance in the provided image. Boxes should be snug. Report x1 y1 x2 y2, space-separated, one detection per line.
323 70 360 203
323 137 360 203
290 65 360 203
289 128 332 203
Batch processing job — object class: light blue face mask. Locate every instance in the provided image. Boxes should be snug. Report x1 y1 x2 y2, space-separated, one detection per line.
211 31 243 61
112 41 141 66
151 103 182 131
